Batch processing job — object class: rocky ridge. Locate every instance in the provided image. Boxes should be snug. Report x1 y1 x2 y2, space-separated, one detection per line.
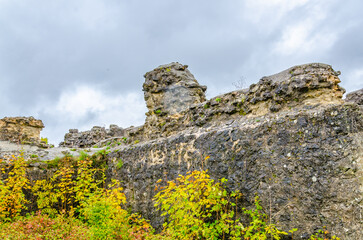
61 62 347 148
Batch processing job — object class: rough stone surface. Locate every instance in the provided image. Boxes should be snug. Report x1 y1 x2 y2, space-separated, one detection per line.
345 88 363 105
0 117 44 145
60 125 125 148
0 140 101 161
143 62 207 116
60 63 346 148
107 103 362 239
1 63 362 239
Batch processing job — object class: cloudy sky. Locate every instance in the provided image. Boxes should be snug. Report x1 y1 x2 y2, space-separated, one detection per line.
0 0 362 144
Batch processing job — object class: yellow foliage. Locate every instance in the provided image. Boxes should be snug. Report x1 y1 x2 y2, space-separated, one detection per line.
0 153 30 221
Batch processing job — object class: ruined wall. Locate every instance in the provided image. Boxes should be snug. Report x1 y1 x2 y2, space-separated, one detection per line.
0 117 44 145
61 63 346 146
102 63 361 239
3 63 361 239
109 102 362 239
59 125 125 148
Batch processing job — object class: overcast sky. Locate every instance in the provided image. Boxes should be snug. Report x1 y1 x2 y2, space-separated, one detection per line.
0 0 362 144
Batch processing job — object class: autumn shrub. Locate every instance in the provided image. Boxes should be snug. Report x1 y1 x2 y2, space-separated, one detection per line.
32 155 77 217
0 153 30 221
154 170 244 240
79 179 129 239
309 227 340 240
154 170 298 240
30 152 146 239
0 211 90 240
241 196 294 240
126 213 159 240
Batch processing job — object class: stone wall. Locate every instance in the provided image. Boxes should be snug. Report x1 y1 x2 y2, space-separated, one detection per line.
109 102 362 239
101 62 360 239
0 116 44 145
15 62 362 239
59 125 125 148
61 62 346 147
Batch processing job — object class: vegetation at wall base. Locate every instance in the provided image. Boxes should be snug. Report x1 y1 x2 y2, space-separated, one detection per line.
0 154 340 239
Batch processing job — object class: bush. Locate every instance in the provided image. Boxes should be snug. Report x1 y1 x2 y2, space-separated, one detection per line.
154 170 244 239
242 196 291 240
0 211 90 240
0 153 30 221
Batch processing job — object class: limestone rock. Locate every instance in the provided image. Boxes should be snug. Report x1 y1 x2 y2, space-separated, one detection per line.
244 63 346 115
59 125 125 148
0 116 44 145
143 62 207 116
346 88 363 105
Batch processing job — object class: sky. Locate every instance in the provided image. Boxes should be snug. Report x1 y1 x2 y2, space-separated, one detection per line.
0 0 362 145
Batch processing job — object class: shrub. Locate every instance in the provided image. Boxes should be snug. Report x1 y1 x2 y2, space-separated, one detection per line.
309 227 340 240
32 155 76 216
154 170 244 240
154 170 296 240
80 179 128 239
242 196 291 240
0 211 90 240
0 153 30 221
40 137 48 144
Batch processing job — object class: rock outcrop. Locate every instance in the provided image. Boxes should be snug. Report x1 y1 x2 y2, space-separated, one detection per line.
0 117 44 145
60 125 124 148
346 88 363 105
60 62 347 147
2 62 362 239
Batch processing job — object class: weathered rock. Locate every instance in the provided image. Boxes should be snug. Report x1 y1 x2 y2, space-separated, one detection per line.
143 62 207 116
136 62 347 141
106 102 362 239
0 116 44 145
345 88 363 105
61 63 347 148
60 125 125 148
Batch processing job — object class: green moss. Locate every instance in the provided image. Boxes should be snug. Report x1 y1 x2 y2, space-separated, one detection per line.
116 159 123 169
79 151 89 161
239 109 247 115
45 157 61 168
89 150 109 170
